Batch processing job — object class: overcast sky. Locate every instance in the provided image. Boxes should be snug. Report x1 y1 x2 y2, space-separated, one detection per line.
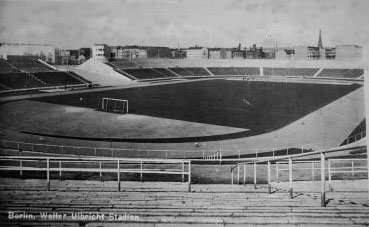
0 0 368 49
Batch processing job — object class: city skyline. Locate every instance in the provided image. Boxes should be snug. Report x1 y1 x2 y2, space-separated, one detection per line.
0 0 368 49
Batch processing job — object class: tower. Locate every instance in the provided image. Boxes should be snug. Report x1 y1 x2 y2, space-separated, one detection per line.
318 29 323 49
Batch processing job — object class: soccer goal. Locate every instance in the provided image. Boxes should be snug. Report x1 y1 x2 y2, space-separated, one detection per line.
100 97 129 114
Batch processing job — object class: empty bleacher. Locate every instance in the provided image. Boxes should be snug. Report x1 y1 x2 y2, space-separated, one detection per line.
67 71 92 84
7 55 54 73
263 68 319 77
234 67 260 75
1 178 369 226
32 71 85 86
123 68 178 80
169 67 211 77
0 58 20 74
207 67 241 76
317 68 364 79
152 68 179 77
208 67 261 76
108 59 140 69
0 73 45 89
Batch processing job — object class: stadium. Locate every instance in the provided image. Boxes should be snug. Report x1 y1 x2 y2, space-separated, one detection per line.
0 55 368 226
0 0 369 226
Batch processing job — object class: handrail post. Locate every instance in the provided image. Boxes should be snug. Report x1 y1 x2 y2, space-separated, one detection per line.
94 148 97 157
328 159 332 192
99 161 103 181
321 152 326 207
237 164 240 185
46 158 50 191
165 150 168 159
238 150 241 159
268 161 271 194
182 162 185 183
289 157 293 198
312 162 315 182
276 162 279 183
231 169 234 185
202 150 205 160
117 159 120 192
188 161 191 192
19 160 23 176
272 148 275 157
254 162 257 189
351 161 355 177
219 148 222 166
243 163 246 185
59 161 62 180
140 161 143 182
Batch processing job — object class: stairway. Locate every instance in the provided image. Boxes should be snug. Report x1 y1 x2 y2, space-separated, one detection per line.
0 178 368 226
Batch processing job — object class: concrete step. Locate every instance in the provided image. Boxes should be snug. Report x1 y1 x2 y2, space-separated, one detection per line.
1 177 369 226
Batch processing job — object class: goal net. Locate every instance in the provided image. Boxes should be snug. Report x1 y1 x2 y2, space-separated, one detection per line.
100 97 128 114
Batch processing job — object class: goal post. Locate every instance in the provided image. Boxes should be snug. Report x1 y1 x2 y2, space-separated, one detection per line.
100 97 129 114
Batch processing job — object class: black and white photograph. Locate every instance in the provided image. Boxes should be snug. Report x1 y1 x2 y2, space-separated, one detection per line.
0 0 368 226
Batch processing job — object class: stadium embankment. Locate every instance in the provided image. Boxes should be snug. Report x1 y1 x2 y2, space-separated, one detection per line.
74 59 134 86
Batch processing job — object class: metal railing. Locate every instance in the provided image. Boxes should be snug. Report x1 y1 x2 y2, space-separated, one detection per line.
328 158 367 192
276 160 321 183
230 144 367 207
0 131 365 160
0 156 192 192
203 149 222 164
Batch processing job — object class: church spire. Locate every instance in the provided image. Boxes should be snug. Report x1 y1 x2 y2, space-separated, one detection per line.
318 29 323 49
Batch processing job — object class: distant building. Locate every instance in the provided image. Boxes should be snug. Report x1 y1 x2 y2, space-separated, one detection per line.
291 30 362 60
208 48 232 59
171 48 186 59
263 48 276 59
307 46 321 60
232 49 245 59
55 48 91 65
335 45 362 61
0 43 55 63
79 48 91 62
208 48 221 59
122 47 147 59
245 44 264 59
146 47 171 58
92 44 111 62
324 47 335 60
221 49 233 59
186 46 208 59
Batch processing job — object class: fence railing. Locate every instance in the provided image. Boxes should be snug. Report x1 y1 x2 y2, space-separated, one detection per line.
0 131 365 160
229 144 367 207
328 158 367 192
0 156 192 192
204 149 222 164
